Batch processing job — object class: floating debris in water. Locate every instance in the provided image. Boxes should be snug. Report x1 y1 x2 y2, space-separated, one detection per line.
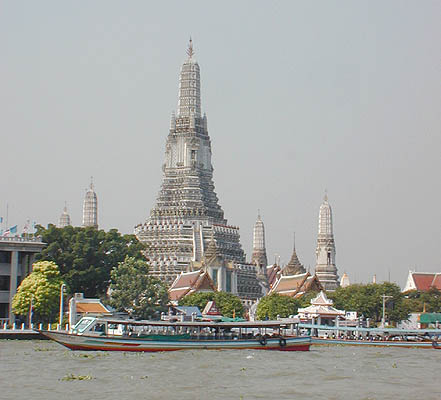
60 374 93 381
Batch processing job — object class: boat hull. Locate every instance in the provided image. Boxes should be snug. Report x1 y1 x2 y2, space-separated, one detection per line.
40 331 311 352
312 337 433 348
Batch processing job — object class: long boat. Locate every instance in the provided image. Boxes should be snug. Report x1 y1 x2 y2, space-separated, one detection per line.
432 341 441 349
312 337 434 348
297 322 441 349
39 317 311 352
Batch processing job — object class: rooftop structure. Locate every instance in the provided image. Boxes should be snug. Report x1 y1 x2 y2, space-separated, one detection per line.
269 271 323 298
403 271 441 292
168 269 217 303
135 40 245 283
314 193 339 290
282 233 306 276
296 291 345 322
82 178 98 228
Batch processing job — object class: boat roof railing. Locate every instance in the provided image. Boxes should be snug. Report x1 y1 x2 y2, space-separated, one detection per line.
89 316 291 329
298 322 441 335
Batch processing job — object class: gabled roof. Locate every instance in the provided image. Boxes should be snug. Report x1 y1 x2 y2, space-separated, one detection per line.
169 269 216 302
269 272 323 298
174 306 202 318
310 290 333 306
403 271 441 292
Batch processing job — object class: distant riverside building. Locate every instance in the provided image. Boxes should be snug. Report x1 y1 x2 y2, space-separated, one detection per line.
314 193 339 291
82 179 98 228
0 236 45 324
58 203 71 228
135 40 245 284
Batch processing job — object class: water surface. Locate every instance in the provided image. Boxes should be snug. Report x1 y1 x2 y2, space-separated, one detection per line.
1 340 439 399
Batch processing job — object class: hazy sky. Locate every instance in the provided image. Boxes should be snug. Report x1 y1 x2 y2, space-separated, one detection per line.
2 1 440 287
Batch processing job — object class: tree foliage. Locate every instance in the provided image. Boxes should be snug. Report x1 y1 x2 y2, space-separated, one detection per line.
108 256 169 320
403 288 441 313
329 282 409 323
256 293 301 320
12 261 63 323
179 291 244 318
35 224 145 297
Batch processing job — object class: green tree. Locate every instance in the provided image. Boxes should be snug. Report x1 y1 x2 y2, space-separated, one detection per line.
214 291 244 318
12 261 63 323
329 282 409 324
179 291 244 318
256 293 301 320
108 256 169 320
35 224 145 297
403 288 441 313
179 292 215 310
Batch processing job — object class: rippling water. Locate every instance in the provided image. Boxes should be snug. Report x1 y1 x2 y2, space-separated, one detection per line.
1 340 440 400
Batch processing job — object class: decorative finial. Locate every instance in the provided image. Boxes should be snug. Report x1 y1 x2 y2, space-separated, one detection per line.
187 37 194 58
64 201 68 212
293 232 296 251
257 209 261 219
90 176 94 190
324 188 328 202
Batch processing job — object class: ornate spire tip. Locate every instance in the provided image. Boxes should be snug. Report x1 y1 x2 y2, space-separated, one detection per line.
186 37 194 58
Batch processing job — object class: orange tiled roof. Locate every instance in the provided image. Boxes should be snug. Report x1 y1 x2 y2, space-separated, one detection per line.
412 273 438 291
76 302 110 314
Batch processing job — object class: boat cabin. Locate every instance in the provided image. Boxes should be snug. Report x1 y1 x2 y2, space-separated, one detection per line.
70 316 300 341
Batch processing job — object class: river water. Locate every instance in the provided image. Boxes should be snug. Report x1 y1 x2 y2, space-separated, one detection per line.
1 340 439 400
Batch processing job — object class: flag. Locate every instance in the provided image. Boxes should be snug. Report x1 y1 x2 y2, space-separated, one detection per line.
3 225 17 236
0 217 3 223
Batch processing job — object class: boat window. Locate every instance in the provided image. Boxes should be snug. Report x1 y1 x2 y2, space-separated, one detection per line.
73 318 95 333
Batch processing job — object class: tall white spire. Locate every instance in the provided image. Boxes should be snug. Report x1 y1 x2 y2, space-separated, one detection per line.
177 38 201 118
318 191 333 236
82 177 98 228
252 210 268 268
314 192 339 290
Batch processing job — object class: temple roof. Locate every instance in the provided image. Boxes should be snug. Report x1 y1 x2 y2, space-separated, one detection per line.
169 269 216 302
269 272 323 298
282 249 305 276
403 271 441 292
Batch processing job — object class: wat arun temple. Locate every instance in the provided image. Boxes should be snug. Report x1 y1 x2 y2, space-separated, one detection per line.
135 40 339 299
134 41 252 285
